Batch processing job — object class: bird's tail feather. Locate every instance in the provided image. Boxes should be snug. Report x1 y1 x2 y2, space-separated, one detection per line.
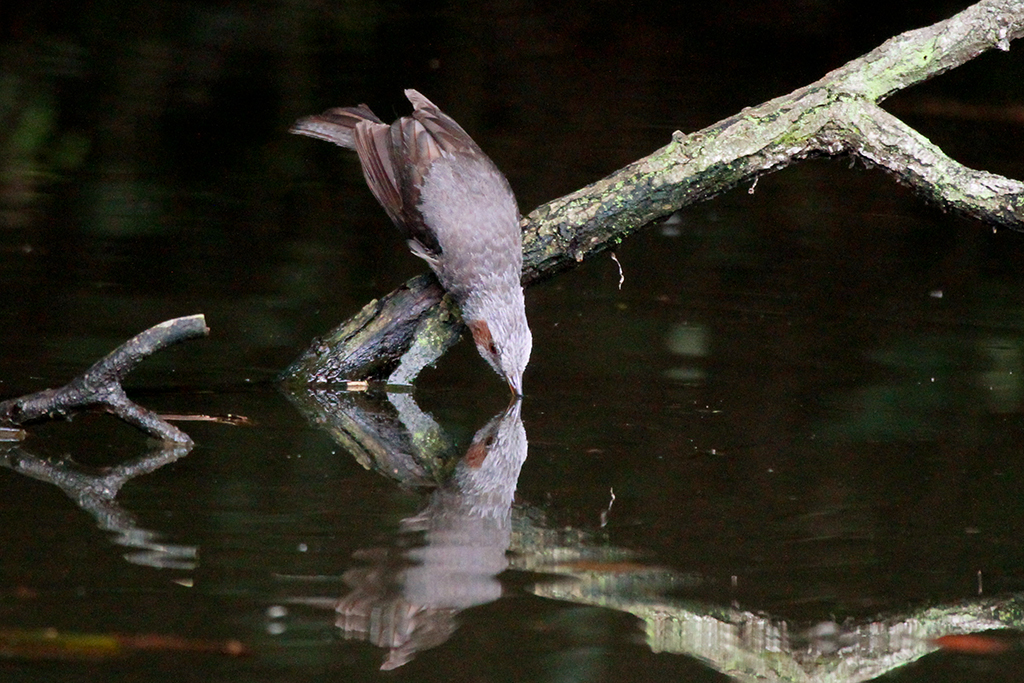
289 104 383 149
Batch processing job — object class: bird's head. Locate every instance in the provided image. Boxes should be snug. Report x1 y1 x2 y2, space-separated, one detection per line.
466 289 531 396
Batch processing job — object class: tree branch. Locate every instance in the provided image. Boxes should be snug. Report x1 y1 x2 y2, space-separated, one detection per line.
0 315 209 444
282 0 1024 387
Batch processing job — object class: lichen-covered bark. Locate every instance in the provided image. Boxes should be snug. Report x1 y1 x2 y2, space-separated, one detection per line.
283 0 1024 388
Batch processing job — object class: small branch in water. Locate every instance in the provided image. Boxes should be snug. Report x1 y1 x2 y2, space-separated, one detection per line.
160 413 254 427
0 627 248 660
0 315 209 445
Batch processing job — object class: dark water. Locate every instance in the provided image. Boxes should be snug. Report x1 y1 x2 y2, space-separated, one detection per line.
3 1 1024 681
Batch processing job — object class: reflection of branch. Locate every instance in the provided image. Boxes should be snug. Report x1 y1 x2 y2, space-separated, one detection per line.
518 531 1024 682
281 384 459 486
283 1 1024 386
0 444 198 570
0 315 209 444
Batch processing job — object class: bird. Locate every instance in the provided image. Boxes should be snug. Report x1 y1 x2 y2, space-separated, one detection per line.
290 89 531 397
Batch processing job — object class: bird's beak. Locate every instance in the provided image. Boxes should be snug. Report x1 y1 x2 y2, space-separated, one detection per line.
507 376 523 399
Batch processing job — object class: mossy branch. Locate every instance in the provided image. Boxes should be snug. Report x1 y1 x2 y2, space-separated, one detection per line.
283 0 1024 387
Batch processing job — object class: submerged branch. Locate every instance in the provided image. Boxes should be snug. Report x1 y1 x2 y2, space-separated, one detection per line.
284 0 1024 386
0 315 209 444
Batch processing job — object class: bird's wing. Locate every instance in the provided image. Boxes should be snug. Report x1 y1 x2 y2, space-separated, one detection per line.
296 91 493 263
291 102 412 243
352 120 406 229
405 89 487 159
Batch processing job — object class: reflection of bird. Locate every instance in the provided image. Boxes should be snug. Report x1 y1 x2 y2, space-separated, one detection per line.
400 399 528 609
291 90 531 396
335 400 529 669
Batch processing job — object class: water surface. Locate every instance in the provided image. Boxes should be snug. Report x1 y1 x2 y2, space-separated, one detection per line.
2 2 1024 681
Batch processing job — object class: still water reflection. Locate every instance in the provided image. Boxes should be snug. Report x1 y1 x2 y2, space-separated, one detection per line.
283 390 528 669
4 217 1024 681
1 443 197 571
274 386 1024 680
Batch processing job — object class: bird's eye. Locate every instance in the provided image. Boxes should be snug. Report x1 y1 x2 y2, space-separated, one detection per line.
487 341 498 356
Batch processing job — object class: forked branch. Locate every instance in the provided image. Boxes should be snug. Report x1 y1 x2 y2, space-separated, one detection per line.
0 315 209 444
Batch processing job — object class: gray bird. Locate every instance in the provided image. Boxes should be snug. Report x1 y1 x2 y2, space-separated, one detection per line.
291 90 531 396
